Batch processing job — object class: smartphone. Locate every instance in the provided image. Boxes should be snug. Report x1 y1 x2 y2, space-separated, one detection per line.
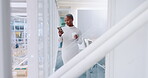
57 27 63 31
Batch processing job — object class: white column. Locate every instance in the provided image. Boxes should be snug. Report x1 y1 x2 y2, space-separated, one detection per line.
52 1 59 72
146 23 148 78
105 0 116 78
0 0 12 78
49 0 54 74
49 0 59 74
43 0 50 78
27 0 39 78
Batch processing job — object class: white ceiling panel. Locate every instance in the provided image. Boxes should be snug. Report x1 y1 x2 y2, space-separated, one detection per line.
10 0 27 17
10 3 27 8
56 0 107 9
56 0 101 1
11 7 26 13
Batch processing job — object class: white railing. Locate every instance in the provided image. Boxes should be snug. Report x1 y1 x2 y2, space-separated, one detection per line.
49 1 148 78
13 57 28 71
61 9 148 78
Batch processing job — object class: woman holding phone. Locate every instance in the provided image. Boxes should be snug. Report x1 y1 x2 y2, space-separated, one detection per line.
58 14 82 64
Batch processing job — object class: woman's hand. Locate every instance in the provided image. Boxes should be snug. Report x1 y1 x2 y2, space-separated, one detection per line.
74 35 78 39
58 27 64 37
58 30 63 37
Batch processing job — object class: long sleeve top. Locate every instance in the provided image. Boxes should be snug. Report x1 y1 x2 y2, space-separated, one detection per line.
60 26 82 63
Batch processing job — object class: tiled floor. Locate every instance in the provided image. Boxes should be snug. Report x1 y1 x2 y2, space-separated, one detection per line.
13 70 27 78
12 47 28 78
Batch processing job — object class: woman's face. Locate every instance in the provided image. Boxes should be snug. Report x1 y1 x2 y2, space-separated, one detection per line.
65 16 73 26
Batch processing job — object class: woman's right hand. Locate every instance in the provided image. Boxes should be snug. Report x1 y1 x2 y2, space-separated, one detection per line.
58 27 64 37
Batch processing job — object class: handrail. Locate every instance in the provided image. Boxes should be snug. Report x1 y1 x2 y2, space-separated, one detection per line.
61 9 148 78
13 57 28 71
49 1 148 78
96 63 105 69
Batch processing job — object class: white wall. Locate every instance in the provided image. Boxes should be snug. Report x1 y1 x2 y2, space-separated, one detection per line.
115 0 145 23
113 26 147 78
67 0 108 28
77 10 108 40
110 0 148 78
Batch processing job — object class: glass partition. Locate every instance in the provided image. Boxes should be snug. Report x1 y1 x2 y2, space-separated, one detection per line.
11 16 28 78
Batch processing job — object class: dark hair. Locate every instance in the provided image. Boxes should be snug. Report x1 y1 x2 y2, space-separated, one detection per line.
66 14 73 20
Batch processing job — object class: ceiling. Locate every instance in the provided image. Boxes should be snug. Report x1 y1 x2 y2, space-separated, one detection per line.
56 0 107 17
10 0 107 17
56 0 102 2
10 0 27 17
56 0 107 8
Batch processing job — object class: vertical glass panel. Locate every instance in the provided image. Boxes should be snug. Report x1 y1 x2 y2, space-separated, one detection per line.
10 0 28 78
11 17 28 78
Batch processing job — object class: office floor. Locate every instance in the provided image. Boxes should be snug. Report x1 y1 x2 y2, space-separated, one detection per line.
13 69 27 78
